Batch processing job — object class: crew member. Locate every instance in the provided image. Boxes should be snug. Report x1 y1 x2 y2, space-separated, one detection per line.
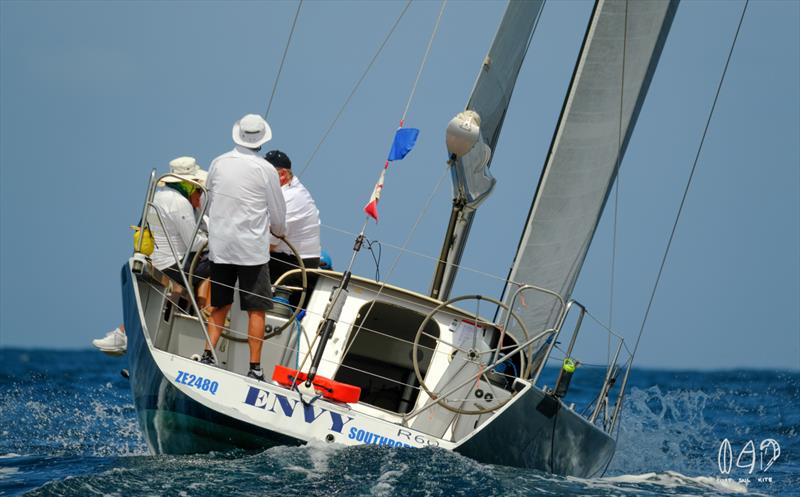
201 114 286 381
149 156 209 282
265 149 321 279
93 157 209 354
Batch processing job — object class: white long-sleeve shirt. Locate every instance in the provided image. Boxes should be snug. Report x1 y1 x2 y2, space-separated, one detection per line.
206 146 286 265
270 176 321 259
147 188 207 270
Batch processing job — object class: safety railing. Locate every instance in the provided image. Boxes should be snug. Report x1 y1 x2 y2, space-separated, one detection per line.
134 169 215 362
138 233 631 437
139 257 641 442
137 262 531 431
499 284 566 381
538 298 632 433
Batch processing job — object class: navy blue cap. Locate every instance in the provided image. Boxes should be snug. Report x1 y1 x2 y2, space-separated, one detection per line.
265 150 291 169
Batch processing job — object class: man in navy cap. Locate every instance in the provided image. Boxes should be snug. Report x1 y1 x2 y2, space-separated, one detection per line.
265 149 321 279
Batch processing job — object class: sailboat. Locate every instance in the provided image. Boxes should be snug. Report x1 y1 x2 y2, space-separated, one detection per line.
123 0 678 478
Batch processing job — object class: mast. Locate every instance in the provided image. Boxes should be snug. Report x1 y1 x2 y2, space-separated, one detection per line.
502 0 679 347
430 0 545 300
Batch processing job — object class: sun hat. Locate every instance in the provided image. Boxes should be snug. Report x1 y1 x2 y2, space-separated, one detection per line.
264 149 291 169
162 156 208 185
232 114 272 149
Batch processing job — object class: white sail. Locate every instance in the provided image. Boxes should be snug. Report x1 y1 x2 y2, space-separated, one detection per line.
465 0 545 151
503 0 679 346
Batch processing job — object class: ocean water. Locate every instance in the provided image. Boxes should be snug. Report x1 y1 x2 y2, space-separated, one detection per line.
0 349 797 497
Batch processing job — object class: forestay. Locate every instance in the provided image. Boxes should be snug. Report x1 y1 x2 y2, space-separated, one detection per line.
503 0 679 347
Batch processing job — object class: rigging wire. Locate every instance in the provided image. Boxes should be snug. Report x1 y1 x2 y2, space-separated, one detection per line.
400 0 447 124
299 0 413 176
609 181 619 362
320 222 516 285
601 0 750 476
608 0 628 364
169 176 527 305
338 0 449 359
629 0 749 364
340 165 450 360
265 0 304 121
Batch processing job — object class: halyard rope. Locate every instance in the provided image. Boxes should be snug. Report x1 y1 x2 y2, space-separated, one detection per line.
299 0 413 176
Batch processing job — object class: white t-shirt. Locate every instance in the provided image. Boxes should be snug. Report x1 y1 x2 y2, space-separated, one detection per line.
206 146 286 265
270 176 321 259
147 187 207 270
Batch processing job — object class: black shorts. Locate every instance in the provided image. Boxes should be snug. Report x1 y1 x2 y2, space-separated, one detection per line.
162 252 210 290
210 262 273 311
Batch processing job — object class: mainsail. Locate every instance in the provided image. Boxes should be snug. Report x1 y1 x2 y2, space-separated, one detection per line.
503 0 679 345
431 0 545 300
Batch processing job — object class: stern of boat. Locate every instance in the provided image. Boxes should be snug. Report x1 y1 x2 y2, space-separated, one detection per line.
121 259 299 454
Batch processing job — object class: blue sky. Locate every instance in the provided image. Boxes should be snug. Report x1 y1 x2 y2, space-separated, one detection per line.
0 0 797 370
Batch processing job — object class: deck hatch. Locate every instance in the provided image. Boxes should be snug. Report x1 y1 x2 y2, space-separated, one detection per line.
335 301 440 414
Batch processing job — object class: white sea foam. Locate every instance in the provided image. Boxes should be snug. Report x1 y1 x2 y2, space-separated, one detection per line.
0 381 147 458
604 471 748 493
562 470 756 496
0 466 20 480
609 386 718 475
306 438 341 474
370 463 408 497
267 439 344 479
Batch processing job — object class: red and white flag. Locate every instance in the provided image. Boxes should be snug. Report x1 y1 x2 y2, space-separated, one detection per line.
363 167 386 221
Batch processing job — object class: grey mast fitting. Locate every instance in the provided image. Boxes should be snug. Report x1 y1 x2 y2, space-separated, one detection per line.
430 0 545 301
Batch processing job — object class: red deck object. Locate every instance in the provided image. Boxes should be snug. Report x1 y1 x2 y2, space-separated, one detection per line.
272 365 361 404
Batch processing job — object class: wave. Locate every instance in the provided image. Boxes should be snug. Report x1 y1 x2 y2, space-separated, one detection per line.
13 446 760 497
2 350 797 495
0 378 147 458
601 471 751 494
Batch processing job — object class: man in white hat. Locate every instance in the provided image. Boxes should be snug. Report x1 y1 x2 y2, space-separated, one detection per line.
93 156 209 354
200 114 286 381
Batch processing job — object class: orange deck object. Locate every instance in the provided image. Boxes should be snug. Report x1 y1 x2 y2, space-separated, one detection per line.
272 365 361 404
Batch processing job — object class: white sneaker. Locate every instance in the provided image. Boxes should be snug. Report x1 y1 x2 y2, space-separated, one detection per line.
92 327 127 355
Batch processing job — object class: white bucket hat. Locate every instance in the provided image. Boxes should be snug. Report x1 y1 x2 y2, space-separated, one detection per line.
162 156 208 185
232 114 272 149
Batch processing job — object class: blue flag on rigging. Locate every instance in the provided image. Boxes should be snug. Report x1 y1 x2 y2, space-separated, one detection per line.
387 128 420 161
363 127 420 222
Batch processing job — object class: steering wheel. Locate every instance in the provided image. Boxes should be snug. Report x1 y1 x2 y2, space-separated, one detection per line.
268 234 308 335
188 241 208 296
188 237 308 341
411 294 530 416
